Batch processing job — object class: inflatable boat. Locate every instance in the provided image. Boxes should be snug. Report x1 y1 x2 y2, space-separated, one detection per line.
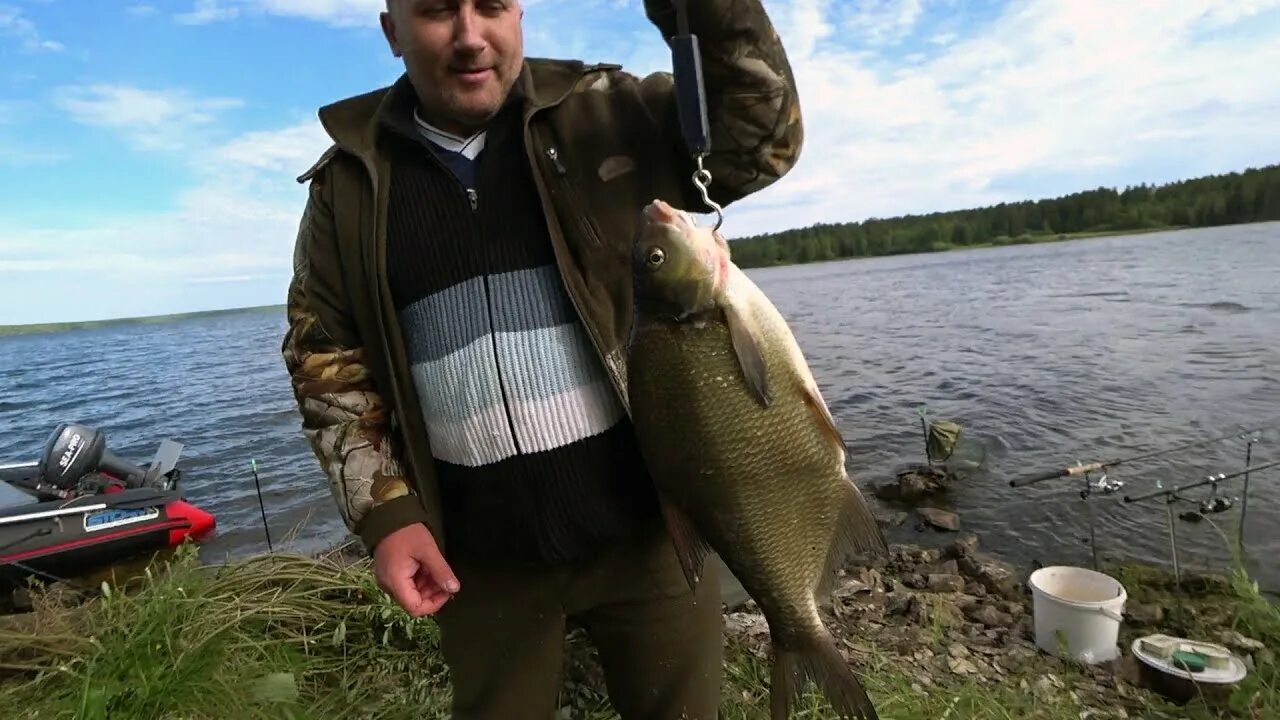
0 423 216 589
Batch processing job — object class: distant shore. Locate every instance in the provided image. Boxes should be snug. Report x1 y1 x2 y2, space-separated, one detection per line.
0 304 285 338
0 224 1222 337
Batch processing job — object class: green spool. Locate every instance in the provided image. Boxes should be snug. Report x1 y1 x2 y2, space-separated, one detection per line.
1171 650 1207 673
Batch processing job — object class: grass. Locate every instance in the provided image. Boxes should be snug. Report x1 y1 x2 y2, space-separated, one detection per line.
1 539 1274 720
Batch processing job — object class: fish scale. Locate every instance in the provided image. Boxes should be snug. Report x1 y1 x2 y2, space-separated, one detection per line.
626 199 888 720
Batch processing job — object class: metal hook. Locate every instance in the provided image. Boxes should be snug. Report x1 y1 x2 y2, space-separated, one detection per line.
692 157 724 232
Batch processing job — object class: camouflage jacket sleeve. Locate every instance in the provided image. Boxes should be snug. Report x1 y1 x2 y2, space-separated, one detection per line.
281 161 431 552
639 0 804 207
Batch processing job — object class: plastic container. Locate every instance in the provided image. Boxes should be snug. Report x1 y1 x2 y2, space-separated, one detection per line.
1028 565 1127 664
1131 635 1247 704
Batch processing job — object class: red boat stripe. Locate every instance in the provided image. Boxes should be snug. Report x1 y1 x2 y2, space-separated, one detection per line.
0 520 190 564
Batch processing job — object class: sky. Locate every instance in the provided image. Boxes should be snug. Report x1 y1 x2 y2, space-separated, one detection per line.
1 0 1278 325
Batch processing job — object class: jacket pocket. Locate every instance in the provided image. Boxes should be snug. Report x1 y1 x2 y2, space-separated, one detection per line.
542 143 605 248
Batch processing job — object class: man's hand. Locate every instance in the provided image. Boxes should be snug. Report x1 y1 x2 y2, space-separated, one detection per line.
373 523 460 617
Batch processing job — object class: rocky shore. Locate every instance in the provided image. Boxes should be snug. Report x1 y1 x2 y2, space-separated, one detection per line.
710 533 1273 719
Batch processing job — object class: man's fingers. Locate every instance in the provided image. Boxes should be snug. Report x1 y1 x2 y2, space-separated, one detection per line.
416 541 461 594
385 575 424 613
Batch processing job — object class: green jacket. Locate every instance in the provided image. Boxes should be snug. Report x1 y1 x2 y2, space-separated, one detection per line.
281 0 804 554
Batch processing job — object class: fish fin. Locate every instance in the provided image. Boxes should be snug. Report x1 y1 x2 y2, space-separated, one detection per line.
723 300 772 407
770 635 880 720
658 495 712 592
818 478 890 600
801 381 846 448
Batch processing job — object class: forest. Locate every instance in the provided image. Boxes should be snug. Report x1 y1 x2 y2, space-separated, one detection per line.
727 163 1280 268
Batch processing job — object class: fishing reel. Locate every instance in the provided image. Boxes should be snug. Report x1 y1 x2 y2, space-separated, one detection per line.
1078 469 1124 499
1175 473 1238 522
1092 472 1125 495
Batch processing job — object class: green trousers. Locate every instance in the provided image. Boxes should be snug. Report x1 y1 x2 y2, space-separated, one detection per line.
433 523 724 720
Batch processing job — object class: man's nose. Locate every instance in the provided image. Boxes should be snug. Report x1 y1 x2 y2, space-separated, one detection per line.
453 5 486 52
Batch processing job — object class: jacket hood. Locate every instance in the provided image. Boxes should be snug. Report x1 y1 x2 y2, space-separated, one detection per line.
312 57 602 162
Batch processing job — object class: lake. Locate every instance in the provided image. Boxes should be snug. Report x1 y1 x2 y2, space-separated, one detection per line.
2 222 1277 592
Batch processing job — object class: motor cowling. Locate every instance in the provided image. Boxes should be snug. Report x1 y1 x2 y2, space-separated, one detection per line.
39 422 106 491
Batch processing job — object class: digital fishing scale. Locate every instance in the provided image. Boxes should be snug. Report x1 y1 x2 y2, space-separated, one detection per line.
669 0 725 230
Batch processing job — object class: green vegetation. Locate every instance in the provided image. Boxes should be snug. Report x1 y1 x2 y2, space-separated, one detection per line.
2 541 1273 719
0 305 285 338
729 164 1280 268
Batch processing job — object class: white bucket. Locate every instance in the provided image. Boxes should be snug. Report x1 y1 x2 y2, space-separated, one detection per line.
1029 565 1127 664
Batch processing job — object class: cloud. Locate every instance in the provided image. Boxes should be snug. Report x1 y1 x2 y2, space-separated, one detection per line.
171 0 381 27
0 105 331 291
0 3 63 52
837 0 927 46
175 0 240 25
127 4 159 17
52 85 245 152
5 0 1280 323
711 0 1280 238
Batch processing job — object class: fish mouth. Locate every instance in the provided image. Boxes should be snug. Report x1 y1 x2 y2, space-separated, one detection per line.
642 199 695 229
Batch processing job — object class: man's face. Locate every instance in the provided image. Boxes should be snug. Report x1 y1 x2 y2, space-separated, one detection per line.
381 0 524 134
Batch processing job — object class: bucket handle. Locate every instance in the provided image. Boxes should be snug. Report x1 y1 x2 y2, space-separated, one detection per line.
1093 606 1124 623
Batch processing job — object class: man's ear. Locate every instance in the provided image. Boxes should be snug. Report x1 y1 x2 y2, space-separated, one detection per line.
380 12 403 57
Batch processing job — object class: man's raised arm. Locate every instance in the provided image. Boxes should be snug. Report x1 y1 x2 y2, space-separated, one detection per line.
637 0 805 208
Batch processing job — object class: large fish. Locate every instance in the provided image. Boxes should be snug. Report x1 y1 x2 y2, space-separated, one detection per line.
625 199 888 720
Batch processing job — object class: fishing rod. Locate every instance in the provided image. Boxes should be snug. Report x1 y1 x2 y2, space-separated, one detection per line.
1122 458 1280 504
1009 422 1275 488
1119 458 1279 585
251 459 274 553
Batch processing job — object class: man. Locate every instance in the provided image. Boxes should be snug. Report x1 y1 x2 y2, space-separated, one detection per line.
282 0 803 717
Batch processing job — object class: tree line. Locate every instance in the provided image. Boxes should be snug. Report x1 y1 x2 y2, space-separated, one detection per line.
727 163 1280 268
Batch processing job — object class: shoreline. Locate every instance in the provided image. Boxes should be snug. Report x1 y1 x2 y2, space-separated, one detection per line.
733 223 1197 271
2 527 1273 719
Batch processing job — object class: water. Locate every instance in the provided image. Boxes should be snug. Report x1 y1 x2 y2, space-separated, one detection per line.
2 223 1278 591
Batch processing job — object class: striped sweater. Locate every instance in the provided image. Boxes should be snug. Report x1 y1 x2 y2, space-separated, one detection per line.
378 89 659 566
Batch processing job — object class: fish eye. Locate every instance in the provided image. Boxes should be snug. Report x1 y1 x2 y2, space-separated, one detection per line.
645 246 666 269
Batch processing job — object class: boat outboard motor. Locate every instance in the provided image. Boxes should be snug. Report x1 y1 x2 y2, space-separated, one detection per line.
38 422 150 492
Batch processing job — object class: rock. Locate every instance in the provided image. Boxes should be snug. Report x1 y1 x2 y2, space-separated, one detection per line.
834 577 871 599
931 559 960 576
927 574 966 594
948 657 979 675
960 554 1022 600
1219 630 1265 654
914 548 943 566
874 482 902 501
899 471 938 502
944 534 981 559
965 581 987 597
1125 602 1163 627
875 510 909 528
965 604 1015 628
918 507 960 531
887 590 914 617
859 568 883 591
947 642 970 659
903 573 929 590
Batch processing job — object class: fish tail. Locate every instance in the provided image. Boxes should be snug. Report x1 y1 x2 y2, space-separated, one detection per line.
769 634 879 720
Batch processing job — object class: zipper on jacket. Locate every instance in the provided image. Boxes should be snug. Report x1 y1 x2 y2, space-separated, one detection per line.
482 273 523 455
546 147 567 174
467 188 478 211
543 145 602 247
525 122 628 413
